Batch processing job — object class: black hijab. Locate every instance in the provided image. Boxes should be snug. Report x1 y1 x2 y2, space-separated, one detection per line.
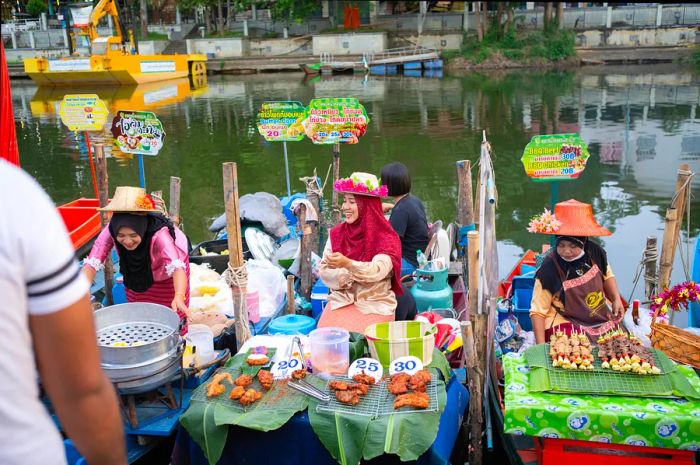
535 236 609 300
109 213 176 293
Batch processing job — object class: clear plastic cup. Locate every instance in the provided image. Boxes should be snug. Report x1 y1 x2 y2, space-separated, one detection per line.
309 327 349 379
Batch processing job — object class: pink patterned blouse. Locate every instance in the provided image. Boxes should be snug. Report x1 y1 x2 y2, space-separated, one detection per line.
84 226 191 310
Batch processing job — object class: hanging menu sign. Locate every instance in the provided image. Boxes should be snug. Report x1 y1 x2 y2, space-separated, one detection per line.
256 101 306 142
301 97 369 145
521 133 590 182
110 110 166 156
58 94 108 131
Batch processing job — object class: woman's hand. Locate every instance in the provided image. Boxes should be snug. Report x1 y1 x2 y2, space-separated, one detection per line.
325 252 352 270
171 293 189 318
611 298 625 320
382 202 394 213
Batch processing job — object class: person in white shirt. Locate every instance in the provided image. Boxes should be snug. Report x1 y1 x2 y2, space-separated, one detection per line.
0 160 126 465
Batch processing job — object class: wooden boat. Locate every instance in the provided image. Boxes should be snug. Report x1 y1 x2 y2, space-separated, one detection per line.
299 63 321 75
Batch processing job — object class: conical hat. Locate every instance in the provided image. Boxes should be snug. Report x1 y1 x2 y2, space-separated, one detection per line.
539 199 611 237
98 186 158 212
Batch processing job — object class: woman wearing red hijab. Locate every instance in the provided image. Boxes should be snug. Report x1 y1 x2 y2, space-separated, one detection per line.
317 173 405 333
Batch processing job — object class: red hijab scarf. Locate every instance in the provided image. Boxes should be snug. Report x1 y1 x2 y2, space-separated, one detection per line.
329 194 403 296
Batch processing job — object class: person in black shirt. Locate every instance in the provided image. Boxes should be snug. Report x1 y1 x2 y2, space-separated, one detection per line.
380 162 429 277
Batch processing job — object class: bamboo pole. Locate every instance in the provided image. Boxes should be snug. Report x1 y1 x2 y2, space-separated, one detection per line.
467 230 479 317
222 162 251 349
460 321 476 369
169 176 182 226
94 144 114 306
286 275 295 315
469 312 487 465
301 171 321 256
298 203 316 300
644 236 658 301
658 164 692 291
658 208 678 292
456 160 475 227
331 143 341 225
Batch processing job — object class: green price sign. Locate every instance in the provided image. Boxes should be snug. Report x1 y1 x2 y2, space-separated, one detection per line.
256 101 306 142
302 97 369 145
111 110 166 156
521 133 590 182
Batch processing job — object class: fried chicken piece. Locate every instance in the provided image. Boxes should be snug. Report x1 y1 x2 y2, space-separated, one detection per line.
206 372 234 397
234 374 253 388
239 388 263 406
352 372 376 385
394 392 430 410
335 390 360 405
257 369 274 390
229 385 245 400
410 370 433 392
387 373 411 395
348 383 369 396
291 368 307 380
246 355 270 366
328 380 349 391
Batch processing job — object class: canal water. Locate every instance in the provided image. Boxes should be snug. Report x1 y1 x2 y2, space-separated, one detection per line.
10 65 700 308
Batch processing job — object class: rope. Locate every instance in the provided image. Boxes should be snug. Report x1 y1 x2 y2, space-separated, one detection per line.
222 262 252 342
223 262 248 290
300 174 323 199
627 240 658 303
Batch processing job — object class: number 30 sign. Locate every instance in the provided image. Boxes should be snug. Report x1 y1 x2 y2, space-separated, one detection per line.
389 356 423 376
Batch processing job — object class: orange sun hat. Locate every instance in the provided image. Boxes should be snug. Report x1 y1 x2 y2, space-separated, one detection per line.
528 199 611 237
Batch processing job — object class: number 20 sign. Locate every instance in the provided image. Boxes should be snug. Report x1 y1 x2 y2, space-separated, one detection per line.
256 101 306 142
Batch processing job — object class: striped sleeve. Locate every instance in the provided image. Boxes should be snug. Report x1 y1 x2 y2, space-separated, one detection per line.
17 171 89 315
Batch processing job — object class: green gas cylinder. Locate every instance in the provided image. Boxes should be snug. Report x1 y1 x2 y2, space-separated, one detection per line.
409 266 453 313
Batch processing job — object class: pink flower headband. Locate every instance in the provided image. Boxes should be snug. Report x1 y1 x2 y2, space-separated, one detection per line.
334 175 388 197
527 208 562 234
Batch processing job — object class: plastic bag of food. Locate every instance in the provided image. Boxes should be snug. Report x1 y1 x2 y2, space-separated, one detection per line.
246 258 286 317
623 305 653 347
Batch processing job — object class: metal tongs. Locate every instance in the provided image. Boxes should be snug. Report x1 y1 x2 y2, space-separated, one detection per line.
286 336 330 402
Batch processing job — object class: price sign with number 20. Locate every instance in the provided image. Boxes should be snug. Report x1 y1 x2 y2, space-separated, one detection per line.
347 357 383 382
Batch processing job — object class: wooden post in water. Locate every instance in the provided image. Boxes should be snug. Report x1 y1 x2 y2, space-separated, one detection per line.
93 144 114 306
331 143 341 225
658 164 692 292
644 236 658 301
301 171 321 256
467 231 479 316
286 275 296 315
222 162 251 350
456 160 475 229
169 176 182 226
297 203 317 300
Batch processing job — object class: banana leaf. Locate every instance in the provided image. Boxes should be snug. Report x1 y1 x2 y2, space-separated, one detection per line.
179 401 228 465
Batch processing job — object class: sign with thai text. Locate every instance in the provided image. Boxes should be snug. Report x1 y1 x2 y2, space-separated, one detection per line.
58 94 108 132
110 110 166 156
256 101 306 142
521 133 590 182
49 59 91 72
302 97 369 145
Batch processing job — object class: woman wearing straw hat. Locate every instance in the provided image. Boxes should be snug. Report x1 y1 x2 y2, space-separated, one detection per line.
317 173 412 334
83 187 190 329
528 199 625 344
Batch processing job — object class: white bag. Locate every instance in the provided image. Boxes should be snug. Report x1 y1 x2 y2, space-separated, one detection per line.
623 305 655 347
246 258 287 317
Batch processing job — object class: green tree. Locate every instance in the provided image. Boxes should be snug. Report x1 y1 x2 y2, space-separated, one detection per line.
26 0 48 17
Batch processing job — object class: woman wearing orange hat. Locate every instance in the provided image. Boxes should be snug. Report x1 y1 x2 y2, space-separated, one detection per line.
83 187 190 330
528 199 625 344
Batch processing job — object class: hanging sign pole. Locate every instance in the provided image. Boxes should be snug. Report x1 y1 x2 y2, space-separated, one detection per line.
83 130 99 198
282 141 291 197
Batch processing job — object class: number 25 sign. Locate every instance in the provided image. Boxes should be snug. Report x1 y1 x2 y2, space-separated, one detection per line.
256 101 306 142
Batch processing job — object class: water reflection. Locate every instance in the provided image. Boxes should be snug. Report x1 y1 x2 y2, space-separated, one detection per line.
11 65 700 300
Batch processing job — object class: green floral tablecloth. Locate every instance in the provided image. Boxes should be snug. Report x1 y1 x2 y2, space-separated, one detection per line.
503 352 700 450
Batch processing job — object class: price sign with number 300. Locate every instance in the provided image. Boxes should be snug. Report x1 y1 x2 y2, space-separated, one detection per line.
347 357 383 382
271 356 303 379
389 356 423 376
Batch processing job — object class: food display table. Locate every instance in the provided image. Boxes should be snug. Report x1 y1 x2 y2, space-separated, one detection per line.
503 351 700 454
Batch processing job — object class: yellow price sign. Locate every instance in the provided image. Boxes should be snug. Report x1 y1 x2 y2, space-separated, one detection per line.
58 94 108 132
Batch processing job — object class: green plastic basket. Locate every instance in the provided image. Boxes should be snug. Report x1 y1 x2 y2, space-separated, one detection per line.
364 321 436 368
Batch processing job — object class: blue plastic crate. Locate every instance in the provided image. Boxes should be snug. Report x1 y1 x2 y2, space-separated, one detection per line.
512 288 534 331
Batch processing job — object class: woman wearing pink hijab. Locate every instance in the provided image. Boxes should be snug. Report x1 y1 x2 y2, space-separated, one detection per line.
317 173 405 334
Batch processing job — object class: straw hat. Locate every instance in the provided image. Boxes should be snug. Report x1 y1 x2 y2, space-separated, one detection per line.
334 172 388 198
98 186 158 213
529 199 611 237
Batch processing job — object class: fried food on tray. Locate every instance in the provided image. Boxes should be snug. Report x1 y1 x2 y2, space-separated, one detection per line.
410 370 433 392
352 372 376 385
328 380 349 391
291 368 307 380
229 385 245 400
239 388 263 406
335 390 360 405
348 383 369 396
246 354 270 366
206 372 234 397
234 374 254 388
257 369 274 390
387 373 411 395
394 392 430 410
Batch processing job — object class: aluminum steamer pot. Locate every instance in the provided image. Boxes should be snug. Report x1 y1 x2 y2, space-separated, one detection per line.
94 303 182 394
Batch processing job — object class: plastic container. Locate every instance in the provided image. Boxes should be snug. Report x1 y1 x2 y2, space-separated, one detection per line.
268 314 316 335
364 321 436 368
189 239 251 274
311 279 329 319
246 291 260 324
511 288 534 331
112 274 127 305
185 324 215 365
309 327 349 378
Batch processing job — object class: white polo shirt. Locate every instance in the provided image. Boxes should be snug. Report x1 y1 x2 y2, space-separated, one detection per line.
0 161 89 465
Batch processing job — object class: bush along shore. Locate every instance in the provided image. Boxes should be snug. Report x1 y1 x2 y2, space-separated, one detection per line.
445 25 578 70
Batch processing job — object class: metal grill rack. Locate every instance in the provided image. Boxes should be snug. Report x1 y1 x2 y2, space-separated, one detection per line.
316 377 386 418
97 322 172 346
378 380 439 416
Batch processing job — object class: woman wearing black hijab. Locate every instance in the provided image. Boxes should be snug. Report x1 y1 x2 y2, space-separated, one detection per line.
83 187 190 326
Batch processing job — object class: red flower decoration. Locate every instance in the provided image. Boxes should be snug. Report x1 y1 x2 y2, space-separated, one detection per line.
135 193 156 210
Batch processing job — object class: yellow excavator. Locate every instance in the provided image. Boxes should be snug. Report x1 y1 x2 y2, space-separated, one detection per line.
24 0 207 87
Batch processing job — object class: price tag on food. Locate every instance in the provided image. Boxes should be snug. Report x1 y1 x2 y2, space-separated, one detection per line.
347 357 383 382
271 356 304 379
389 356 423 376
